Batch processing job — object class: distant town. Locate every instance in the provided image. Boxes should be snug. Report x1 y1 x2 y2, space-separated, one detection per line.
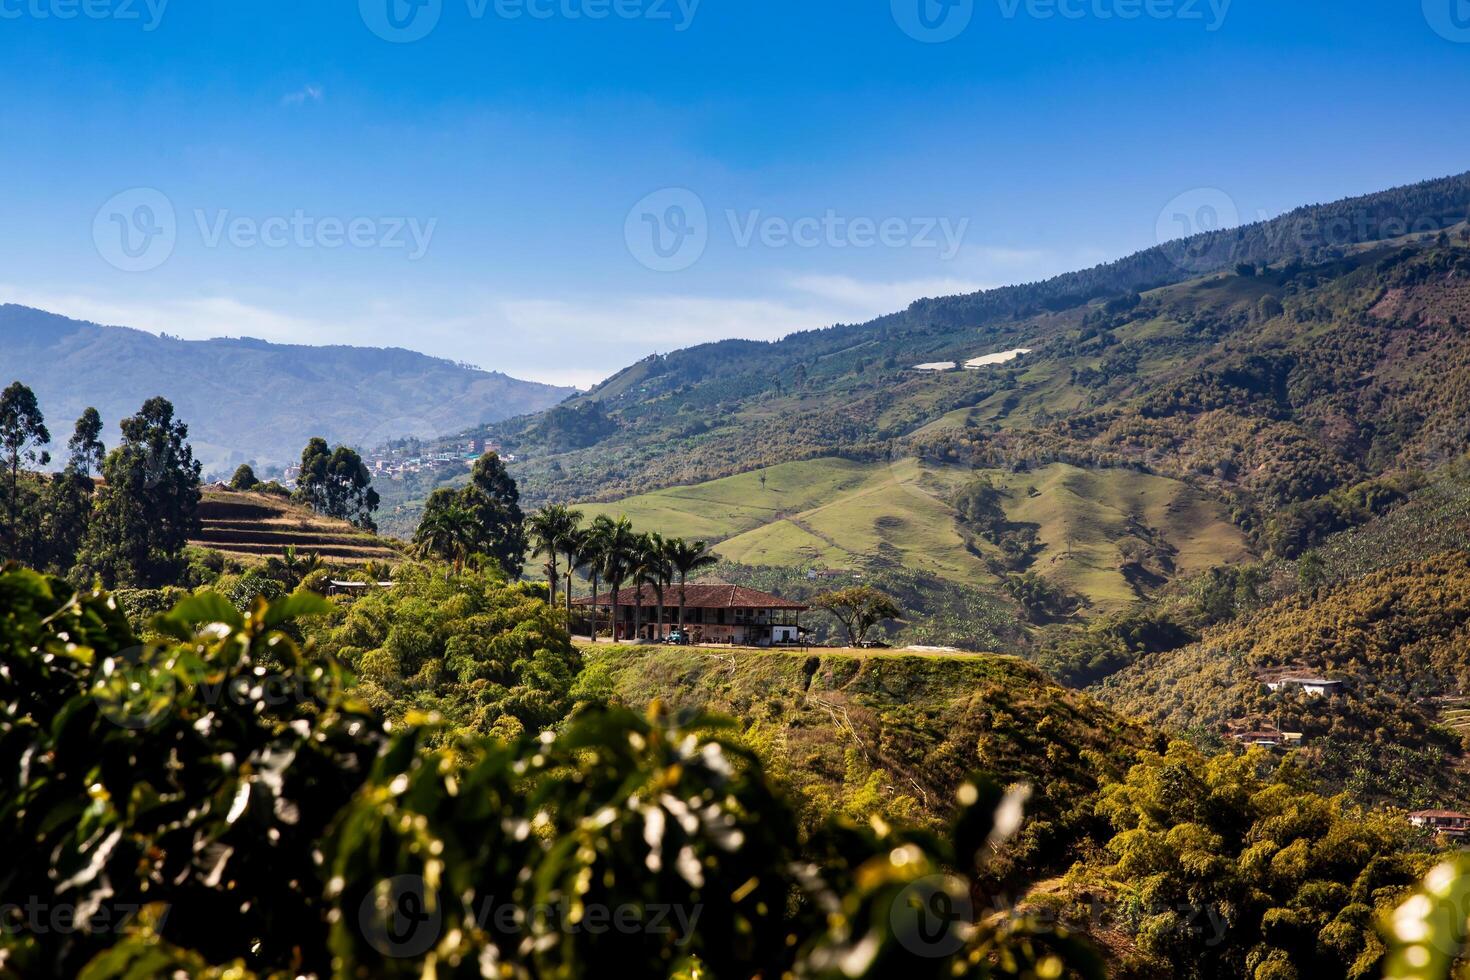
274 436 515 486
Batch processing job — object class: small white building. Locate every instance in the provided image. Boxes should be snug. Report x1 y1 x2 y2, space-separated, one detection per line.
1410 810 1470 838
1263 676 1345 697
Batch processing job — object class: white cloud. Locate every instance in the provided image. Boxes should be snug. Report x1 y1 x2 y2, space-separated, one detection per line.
0 286 339 346
0 251 1092 392
280 85 324 107
784 274 993 314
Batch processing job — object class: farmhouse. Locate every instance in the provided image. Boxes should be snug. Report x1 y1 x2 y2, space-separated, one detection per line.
1229 730 1304 749
574 583 808 646
1261 675 1346 696
1409 810 1470 838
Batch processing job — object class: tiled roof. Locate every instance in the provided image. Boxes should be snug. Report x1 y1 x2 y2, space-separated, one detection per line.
572 582 807 610
1410 810 1470 819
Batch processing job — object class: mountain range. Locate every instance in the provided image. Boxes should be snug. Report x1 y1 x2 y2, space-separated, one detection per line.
0 305 574 476
370 170 1470 654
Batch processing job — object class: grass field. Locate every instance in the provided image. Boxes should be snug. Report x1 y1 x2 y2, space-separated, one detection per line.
578 456 1250 614
191 488 402 565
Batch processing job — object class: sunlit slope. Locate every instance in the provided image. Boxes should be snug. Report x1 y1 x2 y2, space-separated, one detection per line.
579 457 1249 612
577 458 885 541
988 464 1252 608
716 458 992 584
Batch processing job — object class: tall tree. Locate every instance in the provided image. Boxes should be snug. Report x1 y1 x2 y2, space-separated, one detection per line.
629 533 656 641
528 504 582 608
294 438 379 530
667 538 719 629
640 532 672 640
75 397 201 587
0 381 50 559
581 516 615 640
596 516 636 642
410 452 527 579
562 525 589 622
38 468 93 574
462 452 527 578
66 407 105 478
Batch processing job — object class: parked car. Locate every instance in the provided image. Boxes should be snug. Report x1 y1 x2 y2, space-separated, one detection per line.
665 629 692 645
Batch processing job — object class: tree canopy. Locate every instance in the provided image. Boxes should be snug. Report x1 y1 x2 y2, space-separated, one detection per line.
294 437 380 530
74 396 201 587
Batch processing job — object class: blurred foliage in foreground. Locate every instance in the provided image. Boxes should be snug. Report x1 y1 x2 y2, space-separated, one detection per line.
0 566 1098 979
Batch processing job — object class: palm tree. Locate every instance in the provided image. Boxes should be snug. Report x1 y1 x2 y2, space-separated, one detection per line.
360 559 395 583
412 503 476 574
528 504 582 608
562 526 589 622
644 532 673 640
597 516 637 642
582 515 615 640
630 532 665 642
267 545 324 588
667 538 719 629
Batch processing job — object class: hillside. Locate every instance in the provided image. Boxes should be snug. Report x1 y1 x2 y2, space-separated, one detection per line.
471 171 1470 508
576 644 1154 883
0 305 573 476
578 457 1249 625
359 174 1467 646
1096 550 1470 811
190 487 402 565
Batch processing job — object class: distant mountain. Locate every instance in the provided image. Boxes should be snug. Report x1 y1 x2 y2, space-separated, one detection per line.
0 305 574 475
478 169 1470 506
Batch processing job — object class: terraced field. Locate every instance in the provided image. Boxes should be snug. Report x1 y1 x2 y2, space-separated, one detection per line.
191 489 402 565
580 457 1250 613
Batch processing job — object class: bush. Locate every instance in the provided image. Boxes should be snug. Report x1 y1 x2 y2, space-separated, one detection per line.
0 567 1091 979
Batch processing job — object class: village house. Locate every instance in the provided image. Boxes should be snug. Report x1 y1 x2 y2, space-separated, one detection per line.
1262 675 1346 696
1228 730 1305 749
1409 810 1470 838
573 583 807 646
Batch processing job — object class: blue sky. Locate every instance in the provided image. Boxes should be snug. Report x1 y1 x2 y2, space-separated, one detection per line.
2 0 1468 387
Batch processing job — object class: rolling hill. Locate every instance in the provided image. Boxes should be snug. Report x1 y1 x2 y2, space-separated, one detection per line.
365 170 1470 648
578 456 1249 617
0 304 573 476
473 170 1470 508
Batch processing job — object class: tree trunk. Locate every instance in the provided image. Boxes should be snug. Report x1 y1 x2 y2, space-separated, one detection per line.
678 573 687 628
589 570 601 640
608 577 620 643
654 584 666 641
6 455 16 557
564 549 576 621
633 582 644 640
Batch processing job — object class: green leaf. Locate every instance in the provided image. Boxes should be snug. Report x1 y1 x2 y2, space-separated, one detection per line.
156 591 244 633
260 589 333 628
